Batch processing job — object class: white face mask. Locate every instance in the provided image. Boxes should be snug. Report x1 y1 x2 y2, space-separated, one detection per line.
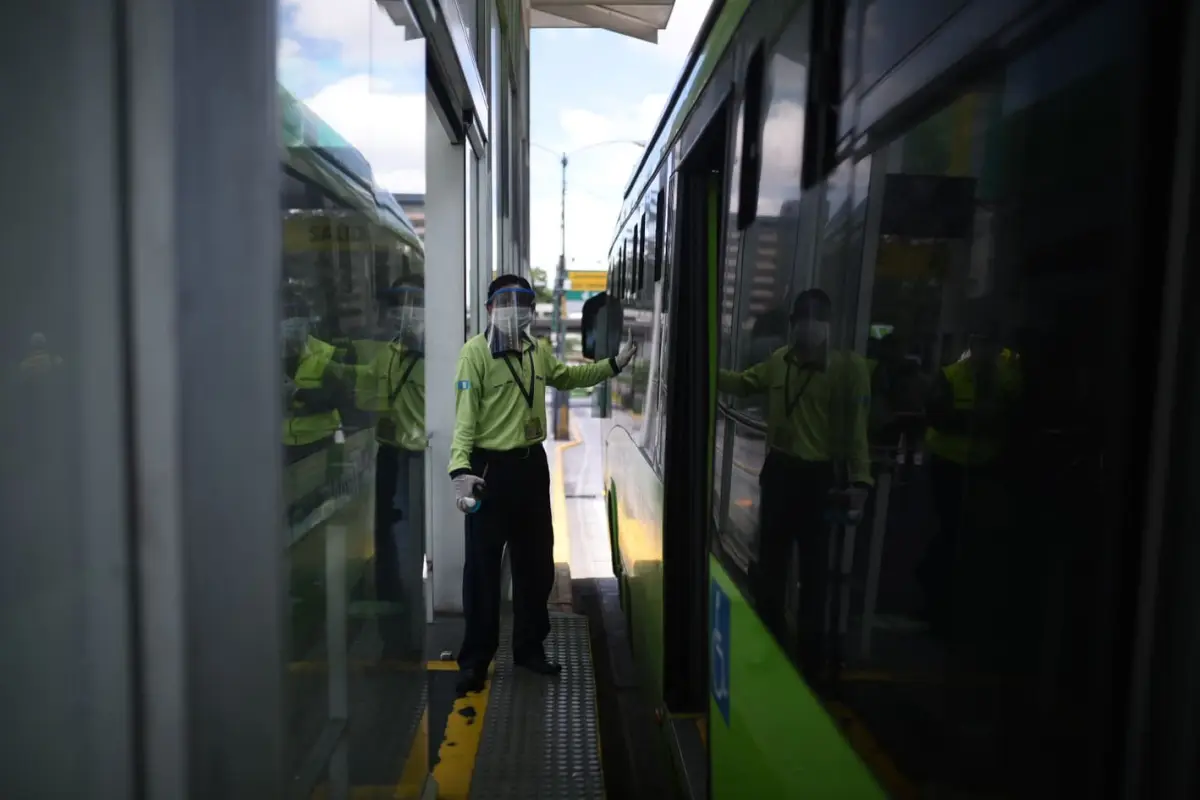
792 320 829 348
282 317 309 347
491 307 532 330
388 307 425 342
790 319 830 368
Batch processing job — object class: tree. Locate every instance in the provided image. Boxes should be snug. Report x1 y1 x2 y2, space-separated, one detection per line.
530 266 554 304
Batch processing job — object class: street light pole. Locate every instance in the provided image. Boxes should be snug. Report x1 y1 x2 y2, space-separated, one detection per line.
535 139 647 441
552 151 569 440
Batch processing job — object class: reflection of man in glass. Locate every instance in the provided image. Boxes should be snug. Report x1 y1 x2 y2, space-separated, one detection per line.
358 277 426 658
718 289 872 673
920 326 1021 633
282 295 345 464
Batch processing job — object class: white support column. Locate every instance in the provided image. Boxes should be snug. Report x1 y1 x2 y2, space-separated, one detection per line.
464 143 476 337
425 95 468 614
488 1 503 282
475 144 493 332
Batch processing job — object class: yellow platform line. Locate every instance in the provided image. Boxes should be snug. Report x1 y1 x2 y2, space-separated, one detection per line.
827 700 918 800
395 707 429 798
430 680 492 800
551 418 583 566
307 707 429 799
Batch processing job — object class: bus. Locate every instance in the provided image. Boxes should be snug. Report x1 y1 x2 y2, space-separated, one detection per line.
581 0 1199 796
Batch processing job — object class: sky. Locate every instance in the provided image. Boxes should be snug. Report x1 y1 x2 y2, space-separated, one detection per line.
277 0 711 276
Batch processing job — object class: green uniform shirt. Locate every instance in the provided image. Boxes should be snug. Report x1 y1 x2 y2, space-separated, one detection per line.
284 336 343 446
449 334 618 474
719 347 873 485
349 340 426 451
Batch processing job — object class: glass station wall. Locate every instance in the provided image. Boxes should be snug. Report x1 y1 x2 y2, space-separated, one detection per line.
277 0 428 792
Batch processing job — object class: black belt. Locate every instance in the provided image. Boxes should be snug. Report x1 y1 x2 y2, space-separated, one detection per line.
473 445 539 460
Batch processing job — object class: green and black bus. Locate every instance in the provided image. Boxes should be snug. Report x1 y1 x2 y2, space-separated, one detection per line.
582 0 1200 796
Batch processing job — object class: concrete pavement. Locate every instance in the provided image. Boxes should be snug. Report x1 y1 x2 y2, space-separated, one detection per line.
544 393 614 590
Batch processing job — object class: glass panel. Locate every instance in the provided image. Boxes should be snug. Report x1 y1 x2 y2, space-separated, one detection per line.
278 0 427 792
713 6 813 585
835 2 1137 795
712 2 1145 793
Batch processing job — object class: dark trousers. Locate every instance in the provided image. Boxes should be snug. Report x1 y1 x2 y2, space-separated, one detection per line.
755 451 835 675
284 438 326 465
458 445 554 672
374 444 425 655
919 455 966 629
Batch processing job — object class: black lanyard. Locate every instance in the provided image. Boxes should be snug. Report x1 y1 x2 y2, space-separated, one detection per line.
387 350 421 406
784 362 816 418
502 348 537 409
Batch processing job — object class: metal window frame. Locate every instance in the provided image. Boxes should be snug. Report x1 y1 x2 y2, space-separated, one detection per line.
0 1 138 796
126 0 284 795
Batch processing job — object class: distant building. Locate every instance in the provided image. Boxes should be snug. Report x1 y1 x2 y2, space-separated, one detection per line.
393 193 425 239
721 203 793 335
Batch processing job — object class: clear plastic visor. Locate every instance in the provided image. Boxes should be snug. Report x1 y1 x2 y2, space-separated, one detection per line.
486 287 536 353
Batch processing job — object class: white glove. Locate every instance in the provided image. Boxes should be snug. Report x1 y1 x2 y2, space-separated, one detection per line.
616 341 637 370
833 484 870 524
452 474 486 512
846 485 869 520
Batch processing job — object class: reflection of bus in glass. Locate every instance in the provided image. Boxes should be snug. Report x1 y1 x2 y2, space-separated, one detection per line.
278 85 425 759
585 0 1196 798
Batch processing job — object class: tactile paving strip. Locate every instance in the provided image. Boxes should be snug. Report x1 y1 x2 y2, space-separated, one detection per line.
470 613 605 799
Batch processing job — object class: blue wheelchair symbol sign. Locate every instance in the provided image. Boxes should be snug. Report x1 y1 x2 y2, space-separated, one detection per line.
710 579 731 725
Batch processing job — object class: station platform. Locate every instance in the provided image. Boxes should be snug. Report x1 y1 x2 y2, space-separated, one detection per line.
424 612 605 800
300 605 611 800
299 405 671 800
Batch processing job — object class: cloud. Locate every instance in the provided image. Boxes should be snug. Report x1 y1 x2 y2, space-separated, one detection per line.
528 91 672 270
558 93 668 153
528 1 708 276
757 100 806 216
280 0 423 90
304 73 427 193
279 38 302 60
282 0 418 63
278 36 331 92
531 185 625 273
628 0 712 64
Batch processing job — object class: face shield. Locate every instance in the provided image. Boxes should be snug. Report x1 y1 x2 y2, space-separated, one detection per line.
789 299 830 367
487 286 536 355
281 316 310 353
967 334 1002 385
385 286 425 351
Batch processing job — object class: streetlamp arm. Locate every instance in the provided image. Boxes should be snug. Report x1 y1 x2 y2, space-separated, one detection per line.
531 138 648 161
566 139 648 159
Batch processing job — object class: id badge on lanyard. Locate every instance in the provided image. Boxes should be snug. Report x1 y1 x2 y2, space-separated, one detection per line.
502 348 540 441
523 416 544 441
777 363 815 452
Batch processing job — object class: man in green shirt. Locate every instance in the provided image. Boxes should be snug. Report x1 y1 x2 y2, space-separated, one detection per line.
450 274 635 695
718 288 871 675
364 277 427 659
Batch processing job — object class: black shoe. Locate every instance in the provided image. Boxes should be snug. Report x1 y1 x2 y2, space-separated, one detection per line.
456 668 487 696
515 656 562 676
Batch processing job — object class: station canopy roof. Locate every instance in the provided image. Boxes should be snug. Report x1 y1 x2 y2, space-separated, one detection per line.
530 1 676 43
